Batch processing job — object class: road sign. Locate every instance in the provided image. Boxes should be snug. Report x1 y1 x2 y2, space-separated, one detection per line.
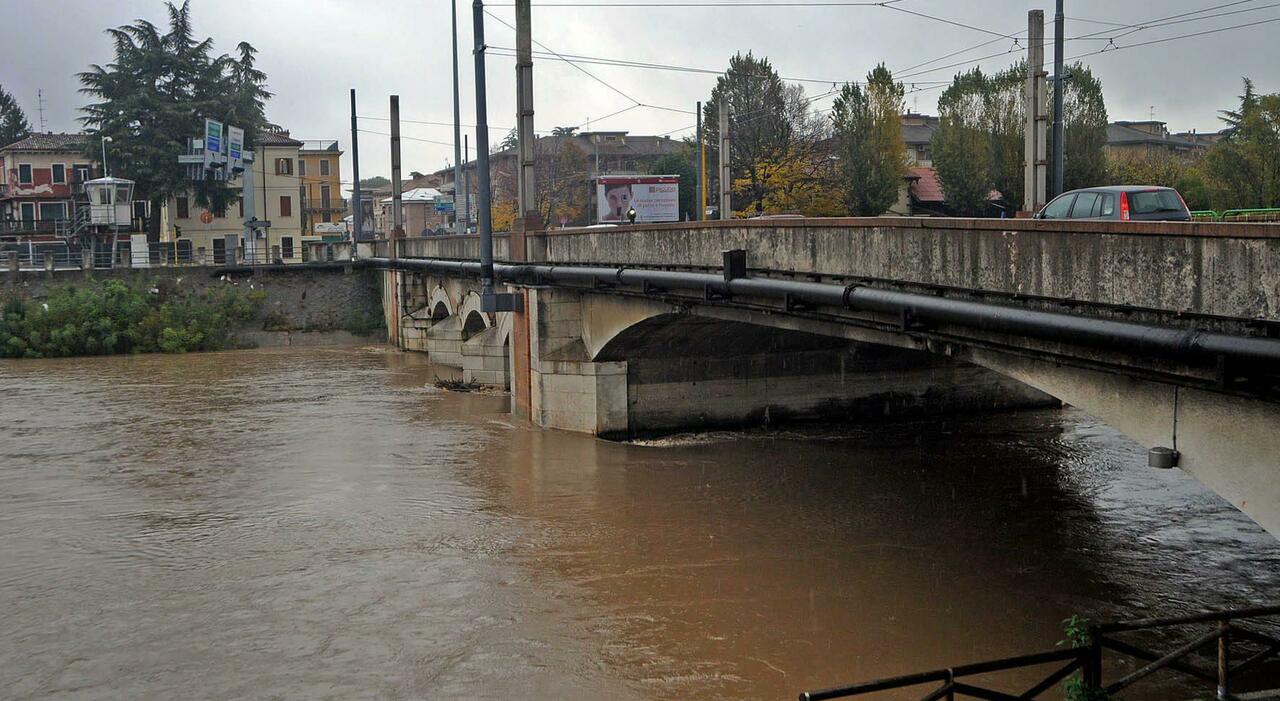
435 195 455 213
203 119 225 172
248 218 271 229
227 125 244 172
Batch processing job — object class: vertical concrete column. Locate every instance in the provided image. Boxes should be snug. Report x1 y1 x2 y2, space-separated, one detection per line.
7 250 19 274
527 287 628 436
271 245 280 263
81 248 94 276
196 247 206 265
43 251 55 274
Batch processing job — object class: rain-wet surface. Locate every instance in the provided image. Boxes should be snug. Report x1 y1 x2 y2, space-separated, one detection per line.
2 346 1278 700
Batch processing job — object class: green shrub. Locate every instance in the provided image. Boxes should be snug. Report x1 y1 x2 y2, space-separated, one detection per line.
0 279 262 358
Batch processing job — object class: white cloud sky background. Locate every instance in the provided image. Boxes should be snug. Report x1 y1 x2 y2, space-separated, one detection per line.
6 0 1279 196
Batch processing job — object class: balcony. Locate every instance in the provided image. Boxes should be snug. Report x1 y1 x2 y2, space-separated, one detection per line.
302 197 348 213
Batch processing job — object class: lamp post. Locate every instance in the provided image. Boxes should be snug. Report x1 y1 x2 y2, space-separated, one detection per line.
101 136 113 178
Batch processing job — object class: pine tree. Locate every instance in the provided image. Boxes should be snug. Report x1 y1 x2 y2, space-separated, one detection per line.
78 1 272 232
0 84 32 148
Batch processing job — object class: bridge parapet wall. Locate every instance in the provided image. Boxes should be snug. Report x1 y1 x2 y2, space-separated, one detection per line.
527 218 1280 322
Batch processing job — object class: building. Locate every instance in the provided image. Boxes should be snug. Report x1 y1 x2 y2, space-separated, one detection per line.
298 140 345 234
0 133 102 233
378 187 450 236
900 113 938 167
1105 121 1203 158
161 130 307 263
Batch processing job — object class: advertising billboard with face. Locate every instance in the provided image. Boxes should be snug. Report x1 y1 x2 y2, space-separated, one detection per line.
596 175 679 223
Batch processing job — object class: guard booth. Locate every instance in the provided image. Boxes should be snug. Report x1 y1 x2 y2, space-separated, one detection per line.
83 177 135 228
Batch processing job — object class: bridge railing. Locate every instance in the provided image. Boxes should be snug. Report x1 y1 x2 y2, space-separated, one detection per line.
800 605 1280 701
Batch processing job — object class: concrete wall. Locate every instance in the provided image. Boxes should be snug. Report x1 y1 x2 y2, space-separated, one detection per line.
4 264 383 346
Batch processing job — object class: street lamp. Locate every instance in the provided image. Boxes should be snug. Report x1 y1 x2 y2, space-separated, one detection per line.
101 136 113 178
626 206 637 224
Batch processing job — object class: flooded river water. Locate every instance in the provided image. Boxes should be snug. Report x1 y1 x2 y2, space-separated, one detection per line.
2 346 1278 700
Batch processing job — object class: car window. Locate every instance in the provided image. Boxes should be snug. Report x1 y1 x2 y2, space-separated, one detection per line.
1099 193 1115 217
1071 192 1100 218
1129 189 1184 214
1040 194 1075 219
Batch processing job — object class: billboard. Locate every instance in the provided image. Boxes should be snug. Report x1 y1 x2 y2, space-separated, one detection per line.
596 175 679 223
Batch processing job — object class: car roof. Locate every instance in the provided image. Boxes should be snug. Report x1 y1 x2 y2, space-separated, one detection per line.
1059 185 1176 195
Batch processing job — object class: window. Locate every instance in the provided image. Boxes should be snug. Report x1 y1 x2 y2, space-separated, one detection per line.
275 158 293 175
133 200 149 219
212 237 227 264
321 184 331 209
1098 193 1115 217
279 195 292 217
322 212 332 223
19 203 35 222
18 164 32 184
319 159 330 176
281 236 294 259
1039 194 1075 219
39 202 66 221
1129 189 1185 215
51 164 66 185
73 164 90 182
97 187 113 205
238 198 244 217
298 159 307 177
1070 191 1100 218
176 197 190 219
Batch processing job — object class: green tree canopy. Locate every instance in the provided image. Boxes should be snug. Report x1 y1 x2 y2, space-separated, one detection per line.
651 151 698 221
703 52 802 214
1204 79 1280 209
933 67 1003 216
359 176 390 189
0 84 31 148
78 1 272 227
1053 63 1109 191
831 64 909 215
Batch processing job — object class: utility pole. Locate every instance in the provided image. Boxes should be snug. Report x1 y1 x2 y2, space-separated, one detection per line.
452 0 465 235
1051 0 1065 198
1023 10 1047 214
390 95 404 252
718 97 731 220
350 88 364 241
696 100 705 221
472 0 495 300
514 0 540 242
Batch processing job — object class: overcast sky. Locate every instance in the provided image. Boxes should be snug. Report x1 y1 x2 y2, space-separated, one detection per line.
7 0 1279 195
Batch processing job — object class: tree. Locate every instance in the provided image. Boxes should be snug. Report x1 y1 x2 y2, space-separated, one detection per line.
551 125 578 136
1204 79 1280 209
830 64 909 215
535 137 589 227
0 84 31 148
1054 64 1109 192
359 176 390 190
732 146 843 217
933 68 998 215
703 52 798 215
79 1 272 233
497 127 518 152
1107 152 1211 211
651 151 698 220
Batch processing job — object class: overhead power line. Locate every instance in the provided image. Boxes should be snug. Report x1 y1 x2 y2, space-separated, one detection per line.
487 0 899 5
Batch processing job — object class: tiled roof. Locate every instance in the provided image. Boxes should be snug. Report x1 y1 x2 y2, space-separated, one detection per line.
1 132 87 152
256 130 303 147
907 166 945 203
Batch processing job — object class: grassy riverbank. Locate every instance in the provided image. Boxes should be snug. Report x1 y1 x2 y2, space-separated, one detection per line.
0 280 264 358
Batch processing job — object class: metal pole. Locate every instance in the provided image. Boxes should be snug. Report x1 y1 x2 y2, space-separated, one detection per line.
350 88 364 242
452 0 464 235
696 101 704 221
1051 0 1065 197
1023 10 1047 214
101 137 110 178
515 0 538 233
718 97 730 220
464 134 471 232
390 95 403 254
473 0 494 298
1218 620 1230 700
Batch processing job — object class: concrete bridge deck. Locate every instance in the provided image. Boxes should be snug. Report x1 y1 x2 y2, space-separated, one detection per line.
374 217 1280 536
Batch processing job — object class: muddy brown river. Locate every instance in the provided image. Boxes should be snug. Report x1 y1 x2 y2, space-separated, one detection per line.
2 346 1278 700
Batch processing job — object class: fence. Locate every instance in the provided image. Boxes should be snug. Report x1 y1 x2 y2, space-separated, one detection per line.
1191 208 1280 223
800 605 1280 701
2 239 355 273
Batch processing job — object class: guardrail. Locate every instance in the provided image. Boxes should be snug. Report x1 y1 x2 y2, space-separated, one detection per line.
800 605 1280 701
1191 208 1280 223
2 240 356 273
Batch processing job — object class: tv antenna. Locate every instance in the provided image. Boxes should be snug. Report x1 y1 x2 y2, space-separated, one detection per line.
37 89 47 132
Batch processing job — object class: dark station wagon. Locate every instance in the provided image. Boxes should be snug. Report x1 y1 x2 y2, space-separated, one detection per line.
1034 186 1192 222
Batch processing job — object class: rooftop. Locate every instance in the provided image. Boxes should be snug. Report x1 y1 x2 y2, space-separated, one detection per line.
381 187 443 204
257 130 303 147
1106 121 1199 148
1 132 88 152
300 139 341 153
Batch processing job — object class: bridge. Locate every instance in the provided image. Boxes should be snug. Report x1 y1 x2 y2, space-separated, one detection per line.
370 216 1280 536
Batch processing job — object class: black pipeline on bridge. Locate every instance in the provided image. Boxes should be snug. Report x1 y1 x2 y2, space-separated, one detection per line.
370 255 1280 371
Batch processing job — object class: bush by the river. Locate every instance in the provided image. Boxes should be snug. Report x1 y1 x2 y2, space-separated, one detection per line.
0 280 264 358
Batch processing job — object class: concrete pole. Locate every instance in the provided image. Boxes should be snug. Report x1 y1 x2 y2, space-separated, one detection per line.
242 152 255 262
452 0 465 235
718 97 731 220
472 0 494 297
464 134 471 232
1023 10 1048 214
697 100 704 221
1051 0 1065 198
515 0 539 241
390 95 404 253
350 88 364 241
